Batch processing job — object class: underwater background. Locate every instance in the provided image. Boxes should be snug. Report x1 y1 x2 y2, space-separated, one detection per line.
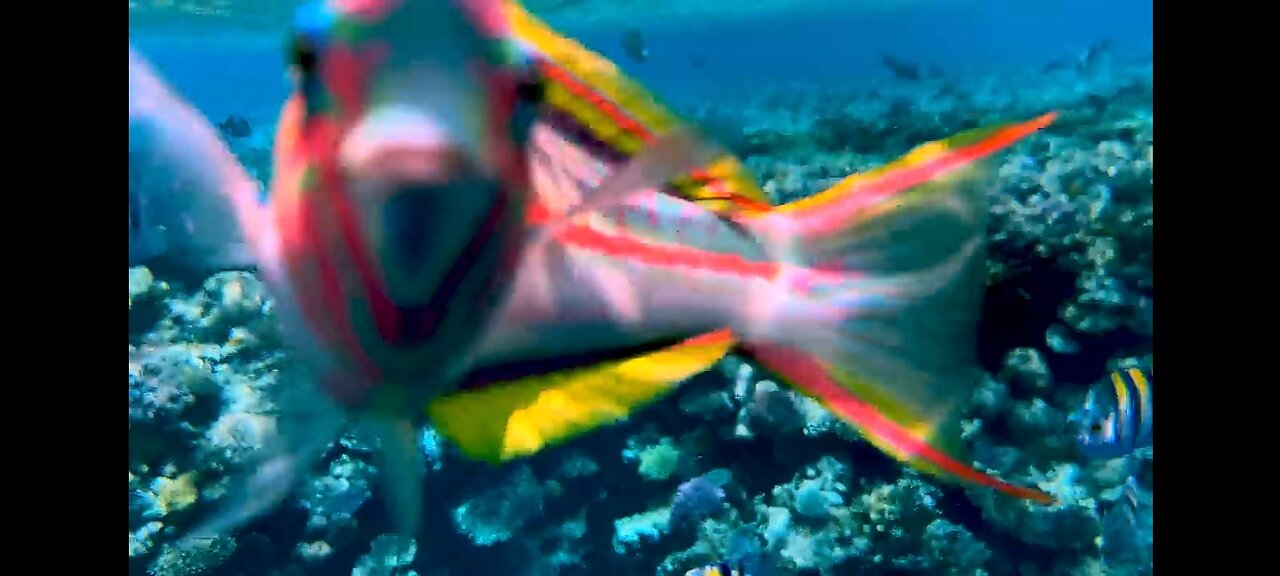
128 1 1154 574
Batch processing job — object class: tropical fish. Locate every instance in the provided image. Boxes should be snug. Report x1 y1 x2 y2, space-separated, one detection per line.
622 28 648 63
134 0 1059 546
217 115 253 139
681 531 768 575
1074 367 1153 461
686 562 742 576
142 0 723 543
670 469 731 527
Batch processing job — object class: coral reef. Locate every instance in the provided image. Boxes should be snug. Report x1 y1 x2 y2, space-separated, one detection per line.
127 49 1152 576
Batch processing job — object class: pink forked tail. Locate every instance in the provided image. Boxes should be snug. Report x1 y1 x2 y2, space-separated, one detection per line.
741 115 1059 505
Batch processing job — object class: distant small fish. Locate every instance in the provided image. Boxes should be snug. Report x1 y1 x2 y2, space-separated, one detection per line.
1078 38 1112 70
671 469 730 526
1074 367 1153 460
881 53 930 81
686 562 743 576
623 28 648 63
217 115 252 139
1040 59 1069 73
689 52 707 69
1043 38 1113 74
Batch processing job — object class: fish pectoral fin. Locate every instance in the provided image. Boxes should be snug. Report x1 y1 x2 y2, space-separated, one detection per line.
531 127 724 237
429 329 735 463
178 441 316 548
130 46 264 271
507 1 773 222
179 371 346 545
368 417 426 538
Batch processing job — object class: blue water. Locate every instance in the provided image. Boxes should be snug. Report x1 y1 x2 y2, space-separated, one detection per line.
131 0 1151 121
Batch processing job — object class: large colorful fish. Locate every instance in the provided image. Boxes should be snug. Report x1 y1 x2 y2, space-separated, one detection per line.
130 0 1059 545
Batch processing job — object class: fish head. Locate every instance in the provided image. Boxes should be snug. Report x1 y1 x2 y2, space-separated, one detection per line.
299 0 524 177
1071 385 1127 460
268 0 537 395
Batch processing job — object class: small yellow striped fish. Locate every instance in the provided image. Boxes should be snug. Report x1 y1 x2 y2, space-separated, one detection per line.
685 562 741 576
1075 367 1153 460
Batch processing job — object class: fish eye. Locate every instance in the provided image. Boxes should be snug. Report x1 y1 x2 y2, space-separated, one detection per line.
516 76 545 104
289 35 319 77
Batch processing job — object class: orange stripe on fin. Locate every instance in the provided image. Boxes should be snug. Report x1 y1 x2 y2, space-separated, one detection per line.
774 113 1058 223
748 344 1056 505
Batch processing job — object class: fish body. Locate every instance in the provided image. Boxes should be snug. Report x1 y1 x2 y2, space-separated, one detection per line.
268 0 714 408
1074 367 1153 461
132 0 1059 545
130 0 550 540
438 112 1060 509
218 4 548 542
147 0 717 541
622 28 648 63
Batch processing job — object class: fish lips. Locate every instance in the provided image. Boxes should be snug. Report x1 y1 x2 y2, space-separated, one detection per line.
366 178 502 305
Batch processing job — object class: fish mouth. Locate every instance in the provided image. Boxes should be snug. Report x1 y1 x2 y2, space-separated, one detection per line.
345 142 467 184
372 178 498 305
340 105 470 185
381 185 442 268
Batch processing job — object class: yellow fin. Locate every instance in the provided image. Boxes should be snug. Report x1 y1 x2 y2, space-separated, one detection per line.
502 1 773 214
429 330 735 463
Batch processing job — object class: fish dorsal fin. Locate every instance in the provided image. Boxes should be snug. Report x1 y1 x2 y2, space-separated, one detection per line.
428 329 735 463
502 1 773 219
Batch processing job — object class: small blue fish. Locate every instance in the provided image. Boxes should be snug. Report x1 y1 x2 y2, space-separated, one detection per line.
622 28 648 63
1074 367 1153 460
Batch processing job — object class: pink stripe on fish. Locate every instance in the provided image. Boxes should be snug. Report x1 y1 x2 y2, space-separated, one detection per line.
322 43 389 116
747 344 1056 504
456 0 508 36
556 223 778 280
332 0 400 22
